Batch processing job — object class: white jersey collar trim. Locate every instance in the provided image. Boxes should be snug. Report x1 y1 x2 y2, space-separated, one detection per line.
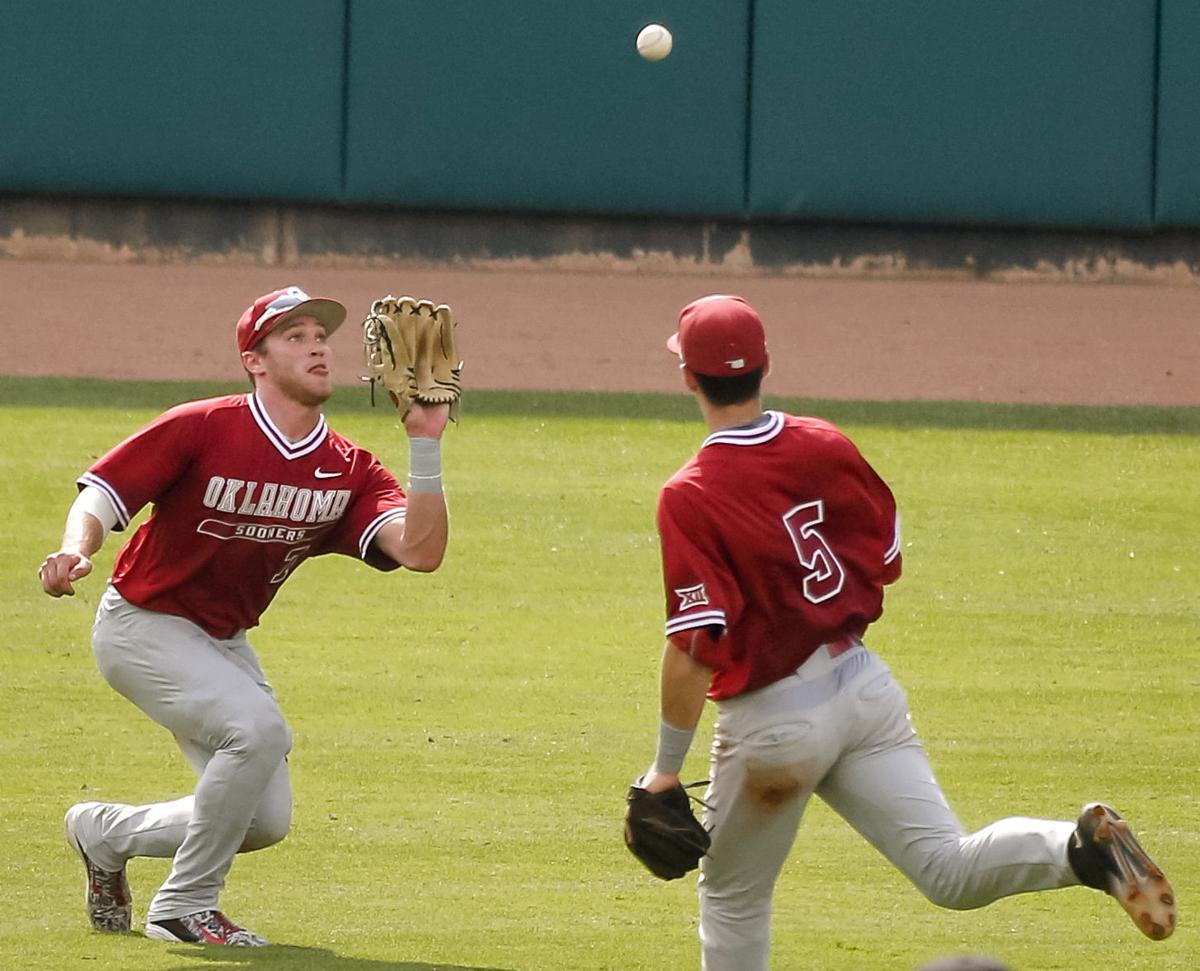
701 410 784 449
248 393 328 460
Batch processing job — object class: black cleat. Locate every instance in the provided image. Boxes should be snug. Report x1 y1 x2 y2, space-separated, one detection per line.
1068 802 1175 941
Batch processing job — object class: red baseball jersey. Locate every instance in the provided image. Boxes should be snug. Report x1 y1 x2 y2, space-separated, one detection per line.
657 411 902 699
78 393 407 639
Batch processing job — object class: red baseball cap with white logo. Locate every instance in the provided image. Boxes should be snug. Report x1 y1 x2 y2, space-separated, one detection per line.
236 286 348 354
666 294 768 377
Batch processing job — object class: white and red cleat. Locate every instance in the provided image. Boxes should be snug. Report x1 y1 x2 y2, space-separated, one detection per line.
64 802 132 933
145 909 269 947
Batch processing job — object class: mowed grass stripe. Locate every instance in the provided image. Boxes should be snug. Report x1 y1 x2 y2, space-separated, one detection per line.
2 374 1198 434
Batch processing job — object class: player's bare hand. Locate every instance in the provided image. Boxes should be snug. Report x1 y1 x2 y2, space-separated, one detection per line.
39 551 93 597
639 767 681 795
404 400 450 439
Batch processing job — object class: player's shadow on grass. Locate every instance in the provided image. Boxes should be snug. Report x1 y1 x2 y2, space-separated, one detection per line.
162 945 519 971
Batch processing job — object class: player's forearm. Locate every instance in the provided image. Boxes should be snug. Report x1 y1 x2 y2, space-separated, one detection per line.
393 492 449 571
390 435 449 571
61 507 107 558
660 638 712 732
41 503 106 597
63 485 118 555
642 640 712 786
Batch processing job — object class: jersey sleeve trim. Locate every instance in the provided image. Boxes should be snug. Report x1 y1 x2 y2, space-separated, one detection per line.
883 512 902 564
76 472 131 529
665 609 727 636
358 507 407 559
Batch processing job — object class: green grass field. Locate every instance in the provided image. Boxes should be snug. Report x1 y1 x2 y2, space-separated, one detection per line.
2 377 1196 970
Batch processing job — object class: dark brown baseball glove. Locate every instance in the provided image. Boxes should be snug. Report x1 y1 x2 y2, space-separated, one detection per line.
623 780 712 880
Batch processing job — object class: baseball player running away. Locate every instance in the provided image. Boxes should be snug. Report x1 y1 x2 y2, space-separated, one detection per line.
39 286 452 946
632 294 1175 969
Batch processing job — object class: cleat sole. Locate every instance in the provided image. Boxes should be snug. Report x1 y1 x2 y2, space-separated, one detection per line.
1090 806 1176 941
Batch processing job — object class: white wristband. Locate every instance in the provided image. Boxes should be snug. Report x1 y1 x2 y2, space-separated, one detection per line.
407 437 443 494
653 719 695 775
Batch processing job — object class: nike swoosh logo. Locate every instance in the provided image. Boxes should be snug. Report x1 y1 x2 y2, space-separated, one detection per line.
313 468 342 479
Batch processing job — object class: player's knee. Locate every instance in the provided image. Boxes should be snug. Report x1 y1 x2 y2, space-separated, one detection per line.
228 709 292 764
902 837 991 910
921 885 976 910
242 800 292 851
915 870 984 911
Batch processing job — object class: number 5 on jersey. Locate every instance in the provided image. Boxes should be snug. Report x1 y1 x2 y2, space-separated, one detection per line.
782 500 846 604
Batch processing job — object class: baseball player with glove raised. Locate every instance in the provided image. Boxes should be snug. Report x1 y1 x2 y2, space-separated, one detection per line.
40 285 460 946
623 295 1175 969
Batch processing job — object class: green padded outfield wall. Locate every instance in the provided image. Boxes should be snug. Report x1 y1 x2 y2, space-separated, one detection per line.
748 1 1157 228
1155 0 1200 225
342 1 749 216
0 1 344 200
1 2 1196 232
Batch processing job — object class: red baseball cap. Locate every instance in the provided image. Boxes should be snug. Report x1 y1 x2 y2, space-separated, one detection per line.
666 294 767 376
236 286 347 354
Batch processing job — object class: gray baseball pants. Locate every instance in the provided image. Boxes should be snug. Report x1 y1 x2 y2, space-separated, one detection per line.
86 585 293 922
698 641 1077 971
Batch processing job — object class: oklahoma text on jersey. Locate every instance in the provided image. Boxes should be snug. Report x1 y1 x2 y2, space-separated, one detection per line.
200 476 351 523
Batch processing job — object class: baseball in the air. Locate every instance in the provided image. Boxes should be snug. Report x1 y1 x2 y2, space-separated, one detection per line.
636 23 673 62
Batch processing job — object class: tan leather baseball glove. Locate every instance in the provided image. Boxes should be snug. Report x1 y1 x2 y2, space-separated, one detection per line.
362 295 462 421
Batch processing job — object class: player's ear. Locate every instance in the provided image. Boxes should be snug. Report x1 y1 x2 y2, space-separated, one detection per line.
762 351 771 378
681 366 700 392
241 348 266 377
